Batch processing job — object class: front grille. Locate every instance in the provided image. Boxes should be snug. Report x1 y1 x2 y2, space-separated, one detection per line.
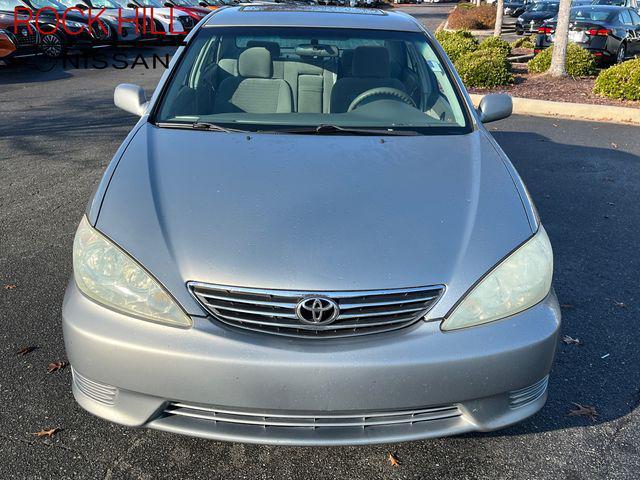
72 368 118 406
189 283 443 338
509 376 549 409
14 26 38 46
177 15 195 30
162 402 462 429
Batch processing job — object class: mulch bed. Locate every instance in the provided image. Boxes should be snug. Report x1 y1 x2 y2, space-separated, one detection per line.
469 62 640 109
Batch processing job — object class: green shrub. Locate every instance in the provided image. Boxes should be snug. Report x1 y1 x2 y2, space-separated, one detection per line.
447 4 496 30
510 34 535 49
478 36 511 57
457 2 476 9
454 49 514 88
435 29 479 62
528 44 597 77
593 58 640 100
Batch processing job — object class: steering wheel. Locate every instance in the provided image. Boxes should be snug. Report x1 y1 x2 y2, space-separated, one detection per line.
347 87 416 112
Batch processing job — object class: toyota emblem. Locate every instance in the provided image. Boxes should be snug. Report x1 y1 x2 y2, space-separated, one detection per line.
295 297 339 326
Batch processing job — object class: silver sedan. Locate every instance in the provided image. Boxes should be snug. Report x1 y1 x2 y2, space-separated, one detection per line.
62 6 560 445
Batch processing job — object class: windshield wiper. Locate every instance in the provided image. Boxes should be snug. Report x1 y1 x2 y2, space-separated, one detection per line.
155 122 246 133
257 124 420 136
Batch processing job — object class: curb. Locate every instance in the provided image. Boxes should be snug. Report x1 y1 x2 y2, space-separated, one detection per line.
469 93 640 125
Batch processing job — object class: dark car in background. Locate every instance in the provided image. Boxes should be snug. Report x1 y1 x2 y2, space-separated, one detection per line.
536 5 640 63
591 0 638 7
0 9 39 59
516 1 559 34
505 0 537 17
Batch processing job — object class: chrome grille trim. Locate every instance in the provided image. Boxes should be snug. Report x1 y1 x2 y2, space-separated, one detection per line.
162 403 462 429
189 282 444 338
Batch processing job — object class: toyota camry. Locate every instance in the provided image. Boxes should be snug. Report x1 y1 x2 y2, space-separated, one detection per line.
62 5 561 445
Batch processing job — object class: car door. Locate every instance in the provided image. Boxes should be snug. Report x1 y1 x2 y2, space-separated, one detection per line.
629 8 640 54
619 9 637 55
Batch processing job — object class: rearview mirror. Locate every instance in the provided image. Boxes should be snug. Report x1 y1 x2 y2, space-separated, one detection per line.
477 94 512 123
114 83 148 117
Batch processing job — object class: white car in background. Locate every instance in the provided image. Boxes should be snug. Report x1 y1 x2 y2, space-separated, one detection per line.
112 0 195 37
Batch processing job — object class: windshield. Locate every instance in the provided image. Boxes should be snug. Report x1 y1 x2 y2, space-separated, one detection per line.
154 27 471 134
87 0 122 7
570 6 615 21
529 2 558 11
133 0 165 7
0 0 26 9
24 0 66 8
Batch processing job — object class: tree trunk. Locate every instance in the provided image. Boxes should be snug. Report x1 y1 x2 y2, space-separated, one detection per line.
476 0 482 7
550 0 572 76
494 0 504 37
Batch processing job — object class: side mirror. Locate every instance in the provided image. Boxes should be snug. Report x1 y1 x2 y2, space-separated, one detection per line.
164 2 173 6
114 83 148 116
75 3 88 9
477 93 512 123
199 1 208 5
127 3 137 8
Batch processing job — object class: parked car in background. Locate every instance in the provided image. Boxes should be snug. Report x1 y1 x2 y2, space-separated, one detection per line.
163 0 212 20
2 0 102 57
504 0 537 17
57 0 148 43
64 5 560 447
591 0 638 8
0 9 39 59
536 5 640 63
112 0 196 40
516 1 559 34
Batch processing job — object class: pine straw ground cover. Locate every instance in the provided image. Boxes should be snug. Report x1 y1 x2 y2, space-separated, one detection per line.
467 63 640 108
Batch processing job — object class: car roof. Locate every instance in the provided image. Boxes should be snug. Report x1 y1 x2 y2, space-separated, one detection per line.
203 6 424 32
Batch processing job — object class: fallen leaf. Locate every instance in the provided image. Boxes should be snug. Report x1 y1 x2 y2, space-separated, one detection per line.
17 346 36 356
607 202 615 206
387 452 400 467
611 143 618 149
568 403 598 422
562 335 582 346
614 301 627 308
3 284 17 290
33 428 60 438
560 304 574 310
46 361 67 374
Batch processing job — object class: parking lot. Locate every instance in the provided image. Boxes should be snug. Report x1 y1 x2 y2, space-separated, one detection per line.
1 4 640 479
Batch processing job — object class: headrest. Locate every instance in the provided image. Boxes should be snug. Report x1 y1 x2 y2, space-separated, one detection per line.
246 40 281 59
352 46 390 78
238 47 272 79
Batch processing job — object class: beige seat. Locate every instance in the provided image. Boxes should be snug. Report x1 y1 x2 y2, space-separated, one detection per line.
213 47 293 114
330 46 406 113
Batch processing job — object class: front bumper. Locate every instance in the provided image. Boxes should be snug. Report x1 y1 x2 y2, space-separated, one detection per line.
63 281 561 445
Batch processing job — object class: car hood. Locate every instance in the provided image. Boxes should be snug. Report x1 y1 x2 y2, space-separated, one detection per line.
96 124 535 317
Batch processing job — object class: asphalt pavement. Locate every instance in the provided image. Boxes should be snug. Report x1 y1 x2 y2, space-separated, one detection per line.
1 5 639 480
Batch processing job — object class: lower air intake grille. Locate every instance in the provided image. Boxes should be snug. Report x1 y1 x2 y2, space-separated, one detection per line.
72 368 118 406
509 376 549 409
189 283 444 338
162 403 462 429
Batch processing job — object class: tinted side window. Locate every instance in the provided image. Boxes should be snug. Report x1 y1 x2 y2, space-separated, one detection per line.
620 10 633 25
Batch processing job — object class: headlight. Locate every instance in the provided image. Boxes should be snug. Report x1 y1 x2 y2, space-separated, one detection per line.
73 216 192 328
441 227 553 331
